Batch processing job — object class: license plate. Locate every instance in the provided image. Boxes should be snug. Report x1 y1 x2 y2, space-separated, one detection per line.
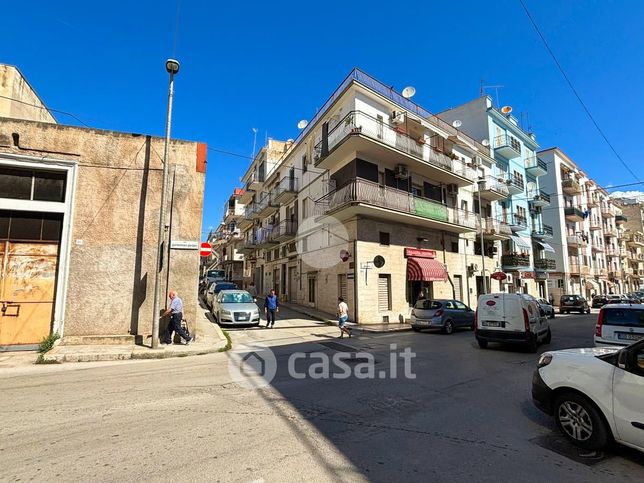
482 321 502 327
237 316 248 321
617 332 643 341
415 320 430 326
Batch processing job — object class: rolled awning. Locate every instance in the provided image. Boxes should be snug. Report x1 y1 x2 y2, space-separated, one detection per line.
510 235 532 252
586 279 600 290
407 257 448 282
535 240 555 253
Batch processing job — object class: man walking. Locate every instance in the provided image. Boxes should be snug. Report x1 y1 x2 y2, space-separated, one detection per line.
337 297 351 338
264 289 279 328
162 290 193 345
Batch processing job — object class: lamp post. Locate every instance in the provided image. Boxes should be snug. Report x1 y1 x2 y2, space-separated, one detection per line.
575 230 584 297
151 58 180 349
477 177 488 294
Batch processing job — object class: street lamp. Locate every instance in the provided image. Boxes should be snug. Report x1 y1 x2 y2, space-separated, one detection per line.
151 58 180 349
476 177 488 294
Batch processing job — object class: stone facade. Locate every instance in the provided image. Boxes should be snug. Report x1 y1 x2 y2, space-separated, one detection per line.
0 65 56 123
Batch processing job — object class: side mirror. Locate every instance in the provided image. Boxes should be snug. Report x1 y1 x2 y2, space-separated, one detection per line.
617 350 628 370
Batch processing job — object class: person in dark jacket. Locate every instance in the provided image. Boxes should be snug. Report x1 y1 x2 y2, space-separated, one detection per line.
264 289 279 328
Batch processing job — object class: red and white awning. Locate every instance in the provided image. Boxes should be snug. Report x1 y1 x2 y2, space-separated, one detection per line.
407 257 448 282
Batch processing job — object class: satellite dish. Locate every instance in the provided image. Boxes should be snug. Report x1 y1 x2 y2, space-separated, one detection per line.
402 86 416 99
297 120 308 129
452 120 462 128
481 139 490 147
501 105 513 115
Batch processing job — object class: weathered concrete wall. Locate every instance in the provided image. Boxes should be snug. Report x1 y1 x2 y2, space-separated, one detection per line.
0 118 205 341
0 65 56 123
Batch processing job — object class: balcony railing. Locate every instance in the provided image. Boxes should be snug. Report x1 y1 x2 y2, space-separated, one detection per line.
564 206 584 221
501 253 531 268
476 176 510 198
525 155 547 176
270 220 298 242
600 204 615 217
567 234 587 246
493 133 521 158
587 194 600 207
604 227 618 238
534 259 556 271
605 247 620 257
615 214 628 224
530 189 551 206
562 178 582 194
483 217 512 237
271 176 298 204
314 178 479 231
569 259 580 274
506 176 525 195
314 110 476 181
532 224 554 238
507 213 528 231
589 219 601 230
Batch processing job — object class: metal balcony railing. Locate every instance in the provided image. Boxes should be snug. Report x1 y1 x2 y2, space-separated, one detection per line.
476 176 510 197
532 224 554 238
501 254 531 267
562 178 581 193
314 178 479 230
564 206 584 220
505 176 525 193
534 259 556 271
524 155 547 174
493 133 522 153
314 110 477 180
531 189 551 204
483 217 512 236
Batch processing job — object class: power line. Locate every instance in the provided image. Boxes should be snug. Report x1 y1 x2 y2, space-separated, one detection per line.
0 94 90 127
517 0 641 183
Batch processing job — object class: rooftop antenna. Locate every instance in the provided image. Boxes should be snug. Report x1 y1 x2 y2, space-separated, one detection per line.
481 83 504 108
251 127 258 159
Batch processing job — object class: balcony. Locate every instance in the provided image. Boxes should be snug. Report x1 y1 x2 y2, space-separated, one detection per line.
244 203 261 221
270 220 298 242
605 247 620 258
493 133 521 159
223 206 244 224
475 176 510 201
621 248 629 258
592 243 604 253
254 228 277 249
525 155 547 176
562 178 582 195
506 177 525 195
627 234 644 247
532 224 554 239
567 234 587 247
314 178 479 234
600 204 615 218
530 189 551 208
237 215 253 230
482 218 512 240
604 227 618 238
314 110 476 187
580 265 591 276
255 193 278 218
569 260 580 275
534 258 556 272
564 206 584 222
598 268 608 278
246 171 264 192
501 253 531 269
507 213 528 232
615 214 628 225
586 194 600 208
272 176 298 205
589 219 601 230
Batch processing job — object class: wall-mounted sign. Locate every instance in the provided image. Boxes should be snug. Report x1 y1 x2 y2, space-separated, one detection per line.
404 248 437 259
170 240 199 250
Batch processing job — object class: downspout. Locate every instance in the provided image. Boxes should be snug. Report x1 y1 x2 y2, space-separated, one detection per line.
441 231 455 299
353 238 359 324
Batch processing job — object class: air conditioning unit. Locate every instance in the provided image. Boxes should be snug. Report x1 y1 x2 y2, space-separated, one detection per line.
469 263 479 272
395 164 409 179
472 155 483 167
447 184 459 196
391 111 405 125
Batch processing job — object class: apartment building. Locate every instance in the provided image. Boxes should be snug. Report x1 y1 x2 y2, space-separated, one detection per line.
211 189 246 285
440 97 553 299
538 148 624 300
613 198 644 291
224 69 522 323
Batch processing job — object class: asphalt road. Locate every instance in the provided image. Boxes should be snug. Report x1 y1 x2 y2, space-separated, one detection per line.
1 309 642 482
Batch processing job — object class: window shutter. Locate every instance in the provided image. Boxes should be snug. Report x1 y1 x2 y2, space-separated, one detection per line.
378 275 391 311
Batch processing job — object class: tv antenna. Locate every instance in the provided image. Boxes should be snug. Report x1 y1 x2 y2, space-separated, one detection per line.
251 128 258 159
480 80 504 108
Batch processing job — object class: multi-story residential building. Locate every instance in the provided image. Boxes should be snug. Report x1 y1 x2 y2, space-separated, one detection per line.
227 69 522 323
613 198 644 291
440 97 552 299
538 148 624 300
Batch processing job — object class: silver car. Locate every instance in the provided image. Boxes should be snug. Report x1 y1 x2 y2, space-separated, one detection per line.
212 290 260 326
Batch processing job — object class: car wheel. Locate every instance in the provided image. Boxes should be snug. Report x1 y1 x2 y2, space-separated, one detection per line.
559 310 566 314
477 339 488 349
554 392 611 450
443 320 454 335
527 335 538 353
412 327 421 332
543 327 552 344
586 308 591 314
550 312 555 319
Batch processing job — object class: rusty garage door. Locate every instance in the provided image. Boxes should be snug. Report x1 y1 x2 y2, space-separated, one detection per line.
0 211 62 348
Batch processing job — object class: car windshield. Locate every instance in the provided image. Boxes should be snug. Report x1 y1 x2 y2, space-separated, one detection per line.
221 292 254 304
415 300 442 310
561 296 577 302
215 284 236 292
602 307 644 327
207 270 225 278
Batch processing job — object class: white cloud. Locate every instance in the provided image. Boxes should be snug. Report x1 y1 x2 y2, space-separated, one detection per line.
610 190 644 202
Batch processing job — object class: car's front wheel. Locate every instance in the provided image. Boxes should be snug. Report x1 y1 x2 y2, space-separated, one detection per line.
543 327 552 344
554 392 610 450
477 339 488 349
443 320 454 335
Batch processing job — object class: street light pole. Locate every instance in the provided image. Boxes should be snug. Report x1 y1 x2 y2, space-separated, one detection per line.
151 58 180 349
477 178 487 294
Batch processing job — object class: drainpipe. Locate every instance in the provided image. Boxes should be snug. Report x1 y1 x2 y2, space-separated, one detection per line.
353 238 359 324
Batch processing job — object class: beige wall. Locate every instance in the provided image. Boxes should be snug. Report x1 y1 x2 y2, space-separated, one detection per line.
0 65 56 123
0 118 205 341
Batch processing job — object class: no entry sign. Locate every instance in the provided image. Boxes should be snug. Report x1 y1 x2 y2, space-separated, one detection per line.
491 271 507 281
199 242 212 257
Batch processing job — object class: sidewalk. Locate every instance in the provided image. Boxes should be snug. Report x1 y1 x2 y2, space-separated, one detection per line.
41 306 229 363
281 302 412 333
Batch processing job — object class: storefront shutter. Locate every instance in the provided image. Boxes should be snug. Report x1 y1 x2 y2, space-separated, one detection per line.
378 275 391 311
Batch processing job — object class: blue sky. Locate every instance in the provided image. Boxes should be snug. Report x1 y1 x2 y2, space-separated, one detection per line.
2 0 643 237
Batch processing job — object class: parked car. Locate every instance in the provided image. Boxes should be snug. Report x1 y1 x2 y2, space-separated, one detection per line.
537 298 555 319
559 295 590 314
594 304 644 346
205 281 237 308
532 339 644 452
212 290 260 326
592 295 608 308
475 293 551 352
411 299 475 334
626 292 643 303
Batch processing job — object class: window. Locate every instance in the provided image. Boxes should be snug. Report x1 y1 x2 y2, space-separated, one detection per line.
338 274 347 300
412 185 422 197
302 154 307 174
0 167 66 202
379 231 390 246
0 210 63 241
378 171 385 187
302 198 309 218
453 301 468 310
453 275 463 301
376 114 384 139
449 241 459 253
378 274 391 311
308 277 316 304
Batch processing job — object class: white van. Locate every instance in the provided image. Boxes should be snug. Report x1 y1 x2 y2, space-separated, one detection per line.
475 293 551 352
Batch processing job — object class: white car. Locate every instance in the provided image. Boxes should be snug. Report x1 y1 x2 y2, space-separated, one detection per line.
532 339 644 452
475 293 551 352
595 304 644 346
212 290 260 326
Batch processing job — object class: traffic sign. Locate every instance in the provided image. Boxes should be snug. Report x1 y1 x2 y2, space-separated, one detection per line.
491 271 507 281
199 242 213 257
